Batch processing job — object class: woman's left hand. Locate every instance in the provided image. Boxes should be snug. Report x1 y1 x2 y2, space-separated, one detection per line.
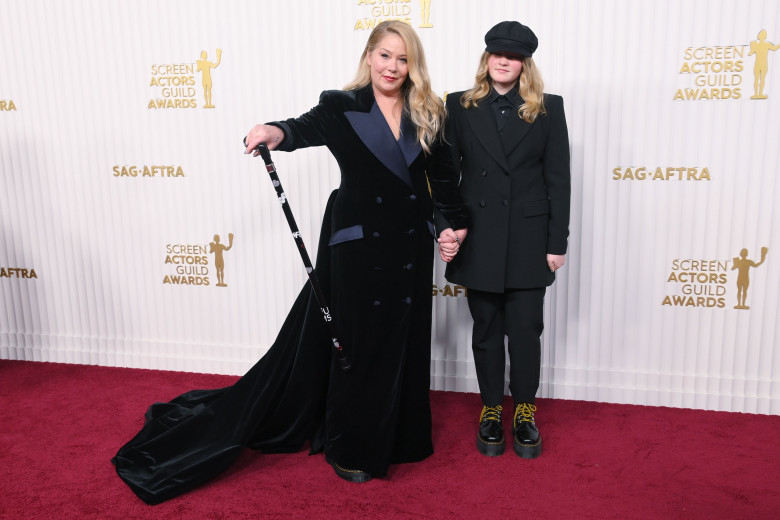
547 254 566 272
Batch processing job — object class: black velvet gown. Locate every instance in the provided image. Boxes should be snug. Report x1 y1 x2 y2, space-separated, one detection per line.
112 86 469 505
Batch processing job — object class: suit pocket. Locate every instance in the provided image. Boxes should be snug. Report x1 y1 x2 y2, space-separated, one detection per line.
522 199 550 218
328 224 363 246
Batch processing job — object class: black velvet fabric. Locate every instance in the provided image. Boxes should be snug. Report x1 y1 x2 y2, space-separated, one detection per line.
269 86 467 476
112 86 469 505
111 192 336 505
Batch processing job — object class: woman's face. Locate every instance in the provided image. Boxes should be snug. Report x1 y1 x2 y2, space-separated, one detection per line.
366 33 409 98
487 52 523 94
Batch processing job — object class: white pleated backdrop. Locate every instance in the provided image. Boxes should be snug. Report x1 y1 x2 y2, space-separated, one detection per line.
1 0 778 414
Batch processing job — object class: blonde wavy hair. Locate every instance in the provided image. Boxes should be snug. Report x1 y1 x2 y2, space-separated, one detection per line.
460 52 546 123
344 21 445 153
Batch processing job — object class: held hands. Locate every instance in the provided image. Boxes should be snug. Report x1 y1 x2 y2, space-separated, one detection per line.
547 254 566 273
244 124 285 156
437 228 468 263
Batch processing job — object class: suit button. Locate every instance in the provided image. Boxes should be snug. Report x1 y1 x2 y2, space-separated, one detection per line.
481 169 487 177
503 200 509 207
407 228 416 235
405 263 414 270
479 200 486 208
504 170 510 176
373 300 381 306
372 231 380 238
376 196 383 204
403 297 412 304
409 194 417 201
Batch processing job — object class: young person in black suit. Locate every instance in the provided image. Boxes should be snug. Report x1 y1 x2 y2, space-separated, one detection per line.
438 21 571 459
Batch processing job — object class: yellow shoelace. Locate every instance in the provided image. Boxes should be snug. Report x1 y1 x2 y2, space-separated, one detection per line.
514 403 537 427
480 405 503 422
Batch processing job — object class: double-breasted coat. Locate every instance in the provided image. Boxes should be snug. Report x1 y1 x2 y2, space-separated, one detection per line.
439 91 570 292
271 84 468 476
112 85 468 504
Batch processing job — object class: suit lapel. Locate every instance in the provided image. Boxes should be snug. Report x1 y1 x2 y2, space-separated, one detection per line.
344 87 419 188
398 116 422 167
499 98 533 156
466 104 510 171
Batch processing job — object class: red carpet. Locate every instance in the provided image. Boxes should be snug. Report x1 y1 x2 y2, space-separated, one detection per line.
0 359 778 519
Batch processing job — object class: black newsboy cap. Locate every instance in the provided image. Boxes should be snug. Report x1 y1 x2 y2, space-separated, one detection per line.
484 21 538 57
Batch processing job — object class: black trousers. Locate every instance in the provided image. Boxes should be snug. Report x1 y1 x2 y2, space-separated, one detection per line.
466 287 546 406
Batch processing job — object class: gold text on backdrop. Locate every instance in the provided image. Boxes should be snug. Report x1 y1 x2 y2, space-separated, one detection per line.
0 268 37 279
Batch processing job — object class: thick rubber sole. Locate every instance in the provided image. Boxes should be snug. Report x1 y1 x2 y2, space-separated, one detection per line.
477 436 506 457
513 435 542 459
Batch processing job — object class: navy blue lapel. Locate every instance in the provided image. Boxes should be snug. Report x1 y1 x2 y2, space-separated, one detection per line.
398 116 423 166
344 102 420 188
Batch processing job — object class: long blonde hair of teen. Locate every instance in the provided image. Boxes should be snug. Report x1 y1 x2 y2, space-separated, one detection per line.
344 21 445 153
460 51 546 123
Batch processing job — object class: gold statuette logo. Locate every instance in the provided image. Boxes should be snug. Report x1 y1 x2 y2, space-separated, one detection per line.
419 0 432 28
209 233 233 287
148 48 222 110
674 29 779 101
662 249 769 310
749 30 779 99
732 247 768 309
197 49 222 108
162 234 234 287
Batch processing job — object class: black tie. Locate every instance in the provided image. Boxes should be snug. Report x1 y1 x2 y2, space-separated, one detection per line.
496 95 513 132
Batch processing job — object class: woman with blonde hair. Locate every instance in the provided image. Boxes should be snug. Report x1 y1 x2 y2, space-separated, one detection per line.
437 20 570 460
113 21 468 504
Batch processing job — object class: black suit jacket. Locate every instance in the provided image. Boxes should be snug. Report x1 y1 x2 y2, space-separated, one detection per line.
439 90 571 292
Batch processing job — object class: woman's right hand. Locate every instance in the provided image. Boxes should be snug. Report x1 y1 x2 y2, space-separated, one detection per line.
437 227 467 263
244 124 285 156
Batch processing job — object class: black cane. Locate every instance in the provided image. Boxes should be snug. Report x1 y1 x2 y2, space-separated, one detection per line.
250 142 351 372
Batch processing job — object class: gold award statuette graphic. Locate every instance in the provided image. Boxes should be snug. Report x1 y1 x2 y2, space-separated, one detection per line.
197 49 222 108
419 0 432 28
210 233 233 287
749 30 779 99
732 247 768 309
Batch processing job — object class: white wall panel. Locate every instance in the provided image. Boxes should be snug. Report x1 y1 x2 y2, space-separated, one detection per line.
1 0 778 414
